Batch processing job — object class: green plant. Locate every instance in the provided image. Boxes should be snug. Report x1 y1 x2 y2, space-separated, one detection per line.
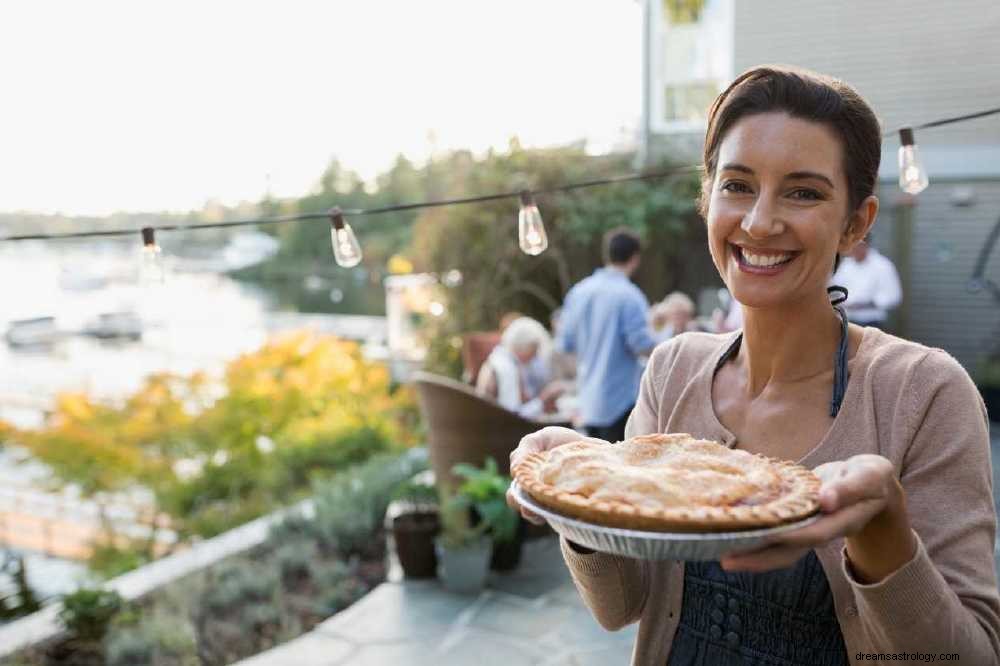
0 553 40 619
391 473 439 509
452 457 519 543
59 588 124 641
298 450 427 557
437 489 484 549
88 543 151 580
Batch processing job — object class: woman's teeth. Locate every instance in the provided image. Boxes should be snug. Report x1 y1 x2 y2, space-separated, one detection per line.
738 247 793 267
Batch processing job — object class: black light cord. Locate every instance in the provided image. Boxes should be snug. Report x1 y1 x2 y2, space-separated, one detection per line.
3 103 998 243
0 166 701 243
883 106 1000 138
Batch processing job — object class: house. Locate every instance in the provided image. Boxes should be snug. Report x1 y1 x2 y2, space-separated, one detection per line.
638 0 1000 373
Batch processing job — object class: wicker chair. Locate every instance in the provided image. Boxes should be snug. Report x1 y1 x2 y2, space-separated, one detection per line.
413 371 567 489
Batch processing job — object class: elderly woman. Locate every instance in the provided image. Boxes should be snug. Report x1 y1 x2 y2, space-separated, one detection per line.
508 66 1000 665
650 291 699 343
476 315 562 418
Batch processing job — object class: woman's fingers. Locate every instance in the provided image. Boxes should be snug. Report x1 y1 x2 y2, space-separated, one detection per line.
815 455 894 513
510 426 604 469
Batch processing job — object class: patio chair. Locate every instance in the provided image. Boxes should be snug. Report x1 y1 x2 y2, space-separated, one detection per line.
412 371 567 489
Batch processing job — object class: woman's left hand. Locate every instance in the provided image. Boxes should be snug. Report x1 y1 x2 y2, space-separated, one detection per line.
721 454 917 582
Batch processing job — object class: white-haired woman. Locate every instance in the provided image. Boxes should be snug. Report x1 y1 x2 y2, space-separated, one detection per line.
476 316 560 418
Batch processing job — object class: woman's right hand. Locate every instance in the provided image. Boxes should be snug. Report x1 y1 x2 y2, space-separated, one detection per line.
506 426 608 524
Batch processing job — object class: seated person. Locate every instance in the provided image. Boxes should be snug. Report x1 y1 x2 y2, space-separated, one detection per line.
650 291 699 343
475 316 566 418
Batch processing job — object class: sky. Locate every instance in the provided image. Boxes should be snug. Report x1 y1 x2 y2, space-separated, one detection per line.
0 1 641 216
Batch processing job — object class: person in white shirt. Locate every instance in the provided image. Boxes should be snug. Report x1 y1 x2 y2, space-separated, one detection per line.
830 241 902 328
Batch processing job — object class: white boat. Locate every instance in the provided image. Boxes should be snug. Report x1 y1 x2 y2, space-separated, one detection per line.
82 311 143 341
4 317 61 348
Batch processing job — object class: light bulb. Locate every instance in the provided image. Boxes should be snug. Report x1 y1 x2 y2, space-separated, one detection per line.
139 227 166 285
329 207 362 267
898 128 929 195
518 191 548 256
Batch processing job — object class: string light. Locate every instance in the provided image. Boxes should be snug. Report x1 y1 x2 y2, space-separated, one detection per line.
139 227 166 285
518 190 548 256
329 207 362 268
1 105 997 256
898 128 929 195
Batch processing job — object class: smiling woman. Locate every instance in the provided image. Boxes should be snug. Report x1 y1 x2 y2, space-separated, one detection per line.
508 65 1000 666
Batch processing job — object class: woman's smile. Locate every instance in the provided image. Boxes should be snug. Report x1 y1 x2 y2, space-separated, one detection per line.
730 242 801 276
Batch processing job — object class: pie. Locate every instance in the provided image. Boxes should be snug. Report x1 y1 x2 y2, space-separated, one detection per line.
512 433 820 532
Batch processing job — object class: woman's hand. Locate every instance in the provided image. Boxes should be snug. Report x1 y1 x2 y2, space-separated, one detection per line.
506 426 608 524
721 454 917 583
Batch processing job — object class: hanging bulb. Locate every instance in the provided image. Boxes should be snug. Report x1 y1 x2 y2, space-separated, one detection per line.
139 227 166 285
898 128 929 195
329 207 362 267
518 191 548 256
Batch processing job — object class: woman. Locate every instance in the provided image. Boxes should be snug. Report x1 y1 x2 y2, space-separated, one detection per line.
507 66 1000 665
476 315 561 418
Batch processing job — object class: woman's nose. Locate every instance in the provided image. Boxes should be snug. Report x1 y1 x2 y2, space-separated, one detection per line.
740 198 785 239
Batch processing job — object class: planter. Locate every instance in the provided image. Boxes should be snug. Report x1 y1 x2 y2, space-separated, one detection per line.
981 386 1000 424
490 516 526 572
392 511 440 579
435 536 492 594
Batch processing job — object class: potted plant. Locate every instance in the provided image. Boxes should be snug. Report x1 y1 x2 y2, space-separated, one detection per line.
388 473 440 579
435 486 493 594
976 355 1000 423
451 458 523 572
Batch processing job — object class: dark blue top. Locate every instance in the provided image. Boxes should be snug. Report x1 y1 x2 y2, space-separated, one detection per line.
666 552 848 665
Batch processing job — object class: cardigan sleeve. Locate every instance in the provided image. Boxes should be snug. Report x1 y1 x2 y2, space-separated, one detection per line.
845 350 1000 662
558 342 674 630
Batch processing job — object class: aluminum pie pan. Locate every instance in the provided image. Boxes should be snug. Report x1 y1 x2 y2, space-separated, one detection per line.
510 481 820 561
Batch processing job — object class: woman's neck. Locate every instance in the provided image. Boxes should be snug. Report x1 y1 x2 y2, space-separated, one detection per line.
738 293 842 398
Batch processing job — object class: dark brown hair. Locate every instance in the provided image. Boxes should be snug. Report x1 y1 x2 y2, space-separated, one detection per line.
602 226 642 264
699 65 882 218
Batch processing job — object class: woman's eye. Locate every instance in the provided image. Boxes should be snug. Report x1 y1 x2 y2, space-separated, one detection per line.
790 188 822 200
720 181 751 194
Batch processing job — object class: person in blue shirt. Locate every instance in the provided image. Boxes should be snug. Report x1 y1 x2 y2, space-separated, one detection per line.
555 227 657 442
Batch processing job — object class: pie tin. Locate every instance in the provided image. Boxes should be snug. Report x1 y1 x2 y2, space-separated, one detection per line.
510 481 820 561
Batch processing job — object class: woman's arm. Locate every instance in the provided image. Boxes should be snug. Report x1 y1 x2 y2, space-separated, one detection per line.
846 351 1000 659
724 351 1000 660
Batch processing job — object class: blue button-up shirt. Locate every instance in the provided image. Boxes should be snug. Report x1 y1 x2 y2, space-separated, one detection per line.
555 267 656 427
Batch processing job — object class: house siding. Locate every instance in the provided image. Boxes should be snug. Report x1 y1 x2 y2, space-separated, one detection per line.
646 0 1000 373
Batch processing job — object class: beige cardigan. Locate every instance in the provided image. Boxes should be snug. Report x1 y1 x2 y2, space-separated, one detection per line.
560 328 1000 665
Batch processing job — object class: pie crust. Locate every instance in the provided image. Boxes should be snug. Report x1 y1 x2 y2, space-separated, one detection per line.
512 433 820 532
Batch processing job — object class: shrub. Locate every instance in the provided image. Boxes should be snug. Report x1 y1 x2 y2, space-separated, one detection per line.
281 449 427 557
59 588 124 641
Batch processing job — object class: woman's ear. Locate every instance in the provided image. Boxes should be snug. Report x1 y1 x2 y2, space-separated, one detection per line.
838 195 879 254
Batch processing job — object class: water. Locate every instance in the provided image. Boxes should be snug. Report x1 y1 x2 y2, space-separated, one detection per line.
0 234 387 603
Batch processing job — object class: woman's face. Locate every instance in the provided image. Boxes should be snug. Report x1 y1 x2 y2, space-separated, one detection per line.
705 112 867 311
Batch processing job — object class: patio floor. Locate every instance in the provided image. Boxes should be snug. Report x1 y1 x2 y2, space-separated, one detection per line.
235 536 635 666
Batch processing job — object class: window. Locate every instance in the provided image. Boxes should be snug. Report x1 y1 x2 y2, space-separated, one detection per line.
654 0 733 130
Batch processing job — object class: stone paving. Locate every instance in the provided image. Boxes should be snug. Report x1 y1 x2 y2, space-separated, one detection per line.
236 536 636 666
